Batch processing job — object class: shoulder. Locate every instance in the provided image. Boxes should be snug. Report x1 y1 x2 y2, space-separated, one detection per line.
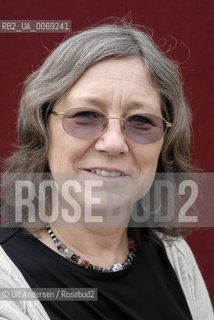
162 237 196 274
0 226 23 279
0 231 50 320
0 246 50 320
162 237 214 320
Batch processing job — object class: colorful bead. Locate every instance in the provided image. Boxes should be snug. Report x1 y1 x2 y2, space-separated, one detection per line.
80 259 87 267
57 244 66 252
84 262 90 269
46 225 136 273
65 250 73 259
78 258 83 264
71 254 77 262
111 263 123 272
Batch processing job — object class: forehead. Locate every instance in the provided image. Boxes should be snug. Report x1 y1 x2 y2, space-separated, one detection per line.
56 56 161 114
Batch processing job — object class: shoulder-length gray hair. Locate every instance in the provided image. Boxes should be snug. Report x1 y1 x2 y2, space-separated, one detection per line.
1 21 193 245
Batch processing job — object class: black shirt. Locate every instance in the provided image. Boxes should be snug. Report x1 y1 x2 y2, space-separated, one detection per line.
0 227 193 320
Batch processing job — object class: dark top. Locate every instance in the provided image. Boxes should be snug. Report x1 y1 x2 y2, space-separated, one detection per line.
0 227 193 320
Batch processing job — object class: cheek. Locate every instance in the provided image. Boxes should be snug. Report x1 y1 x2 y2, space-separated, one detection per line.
134 142 163 199
47 119 74 172
48 144 71 172
48 130 93 173
136 142 163 172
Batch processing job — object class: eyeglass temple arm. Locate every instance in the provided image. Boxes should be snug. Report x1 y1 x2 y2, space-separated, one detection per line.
166 121 172 127
51 111 64 117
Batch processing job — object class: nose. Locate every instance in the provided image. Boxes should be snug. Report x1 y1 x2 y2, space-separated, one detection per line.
94 119 129 156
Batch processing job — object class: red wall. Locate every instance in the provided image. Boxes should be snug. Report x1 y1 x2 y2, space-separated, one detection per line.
0 0 214 304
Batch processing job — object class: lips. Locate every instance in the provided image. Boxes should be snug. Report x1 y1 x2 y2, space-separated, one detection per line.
90 169 125 177
83 167 129 177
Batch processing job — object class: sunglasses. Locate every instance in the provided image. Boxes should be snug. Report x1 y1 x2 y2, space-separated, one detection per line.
51 107 172 144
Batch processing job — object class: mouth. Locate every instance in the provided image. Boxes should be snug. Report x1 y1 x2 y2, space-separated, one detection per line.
83 168 128 178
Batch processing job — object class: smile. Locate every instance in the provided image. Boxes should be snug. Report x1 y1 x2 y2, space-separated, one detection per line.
89 169 126 177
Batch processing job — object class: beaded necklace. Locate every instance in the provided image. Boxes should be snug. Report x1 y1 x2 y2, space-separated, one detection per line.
46 225 137 272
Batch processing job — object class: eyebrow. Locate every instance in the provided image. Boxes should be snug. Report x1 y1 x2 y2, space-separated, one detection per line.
72 96 153 112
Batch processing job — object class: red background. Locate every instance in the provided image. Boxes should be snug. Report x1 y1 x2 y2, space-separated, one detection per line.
0 0 214 304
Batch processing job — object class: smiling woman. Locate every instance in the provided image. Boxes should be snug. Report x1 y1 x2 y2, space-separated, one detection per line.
47 56 164 217
0 21 213 320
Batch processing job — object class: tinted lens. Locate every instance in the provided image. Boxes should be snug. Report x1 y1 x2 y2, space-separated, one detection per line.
124 113 166 144
62 108 106 138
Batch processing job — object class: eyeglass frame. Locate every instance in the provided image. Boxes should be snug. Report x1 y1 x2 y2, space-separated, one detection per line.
51 107 172 143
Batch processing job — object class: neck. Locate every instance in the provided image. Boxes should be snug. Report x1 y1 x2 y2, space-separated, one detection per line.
49 225 129 269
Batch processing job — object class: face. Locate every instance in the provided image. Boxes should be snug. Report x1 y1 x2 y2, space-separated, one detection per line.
48 56 163 223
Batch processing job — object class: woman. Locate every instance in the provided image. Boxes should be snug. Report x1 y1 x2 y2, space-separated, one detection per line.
0 22 213 320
